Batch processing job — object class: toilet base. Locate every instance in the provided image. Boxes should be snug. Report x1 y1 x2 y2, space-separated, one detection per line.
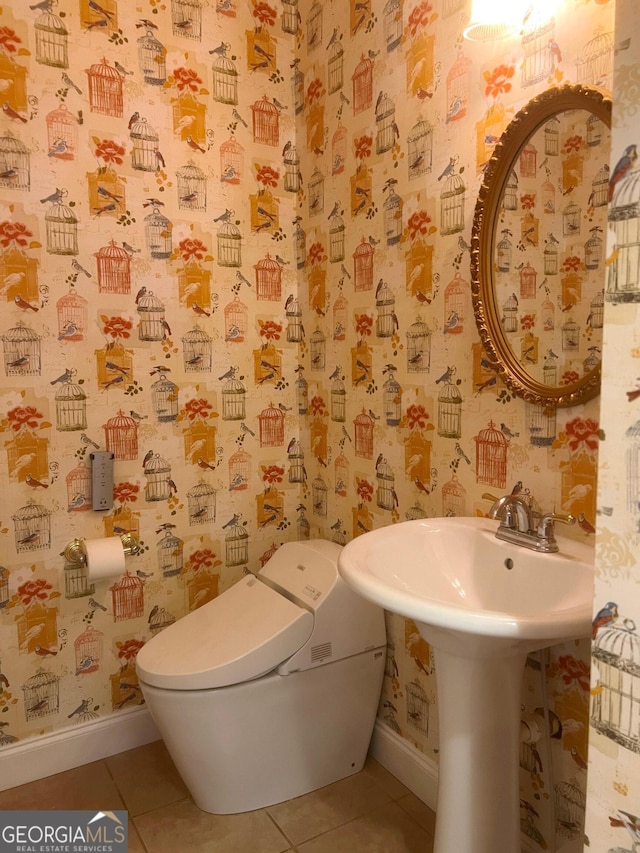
139 647 385 814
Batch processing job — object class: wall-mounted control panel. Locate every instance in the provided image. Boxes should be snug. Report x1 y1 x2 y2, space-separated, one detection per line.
91 451 114 511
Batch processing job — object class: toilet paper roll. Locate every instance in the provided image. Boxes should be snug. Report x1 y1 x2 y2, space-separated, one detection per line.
84 536 126 581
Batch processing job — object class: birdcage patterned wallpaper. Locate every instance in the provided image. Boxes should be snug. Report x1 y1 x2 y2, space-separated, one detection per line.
0 0 631 847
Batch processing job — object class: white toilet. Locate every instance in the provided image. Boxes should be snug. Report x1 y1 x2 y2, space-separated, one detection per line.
136 539 386 814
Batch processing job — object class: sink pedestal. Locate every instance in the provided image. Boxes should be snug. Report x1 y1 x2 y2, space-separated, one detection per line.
430 641 528 853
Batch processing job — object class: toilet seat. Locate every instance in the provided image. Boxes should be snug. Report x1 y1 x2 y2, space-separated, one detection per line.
136 574 314 690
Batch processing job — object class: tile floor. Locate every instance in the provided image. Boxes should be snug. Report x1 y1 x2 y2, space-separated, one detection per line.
0 740 436 852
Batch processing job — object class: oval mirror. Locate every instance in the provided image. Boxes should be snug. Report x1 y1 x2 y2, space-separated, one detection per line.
471 84 611 407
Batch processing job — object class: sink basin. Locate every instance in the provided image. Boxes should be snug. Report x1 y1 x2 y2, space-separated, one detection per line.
338 515 594 656
338 516 595 853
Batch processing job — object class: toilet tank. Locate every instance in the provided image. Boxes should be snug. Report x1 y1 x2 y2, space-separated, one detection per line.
257 539 386 675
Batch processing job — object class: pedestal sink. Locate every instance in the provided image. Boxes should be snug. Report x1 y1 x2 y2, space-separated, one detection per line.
337 516 594 853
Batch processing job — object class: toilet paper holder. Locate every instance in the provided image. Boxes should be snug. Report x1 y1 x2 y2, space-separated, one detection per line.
63 533 141 566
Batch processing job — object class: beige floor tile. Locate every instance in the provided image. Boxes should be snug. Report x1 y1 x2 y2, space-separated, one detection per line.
127 821 147 853
396 792 437 836
266 771 392 845
362 756 412 800
0 760 125 811
134 798 291 853
297 801 434 853
106 739 189 816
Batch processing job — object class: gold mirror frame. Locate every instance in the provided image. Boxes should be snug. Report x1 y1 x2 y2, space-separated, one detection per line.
471 84 612 408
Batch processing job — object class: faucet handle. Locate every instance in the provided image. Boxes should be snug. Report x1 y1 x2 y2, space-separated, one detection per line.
537 511 575 539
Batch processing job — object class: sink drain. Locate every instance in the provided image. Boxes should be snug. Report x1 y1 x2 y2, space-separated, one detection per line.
504 558 514 570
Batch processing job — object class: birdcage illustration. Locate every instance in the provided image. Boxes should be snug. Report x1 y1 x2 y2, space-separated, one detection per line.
352 54 373 114
440 173 465 236
176 161 207 211
182 326 212 372
5 426 47 484
310 328 326 371
324 39 343 94
543 241 558 275
541 178 555 215
543 354 558 386
129 117 159 172
13 500 51 552
328 377 346 423
55 379 87 431
258 404 285 448
178 259 211 311
138 30 167 86
296 371 308 415
171 0 202 38
352 238 373 292
590 291 604 328
309 476 326 517
375 95 395 155
561 318 580 351
354 410 374 459
331 453 347 499
221 375 246 420
74 626 103 673
144 209 172 259
444 273 466 334
475 421 508 489
375 461 396 511
625 420 640 511
144 454 172 502
152 376 179 422
285 295 303 343
307 168 324 217
220 137 243 184
295 220 306 269
217 221 242 268
282 144 300 194
2 323 41 377
500 170 518 211
521 14 555 87
64 551 94 598
35 9 68 68
591 618 640 751
254 254 282 301
224 297 248 343
187 567 219 611
212 53 238 104
590 164 609 210
496 232 512 273
306 0 322 49
56 287 86 342
149 608 176 636
562 202 581 238
406 681 429 735
541 296 555 331
94 241 130 295
0 566 9 609
584 347 600 374
554 782 585 839
251 96 279 146
407 119 433 181
102 411 138 461
85 58 123 117
66 460 92 513
374 282 394 338
281 0 298 33
110 572 144 622
446 52 471 123
438 383 462 439
441 475 465 516
23 668 59 720
382 373 402 427
540 117 559 158
502 293 518 333
158 530 183 577
138 291 166 341
45 104 76 161
288 440 305 483
519 141 537 178
187 481 216 525
383 0 402 50
0 131 30 191
383 188 402 245
576 30 613 87
518 262 537 300
331 293 347 342
293 65 305 115
406 320 431 372
45 202 78 256
330 124 347 177
607 167 640 302
229 447 251 492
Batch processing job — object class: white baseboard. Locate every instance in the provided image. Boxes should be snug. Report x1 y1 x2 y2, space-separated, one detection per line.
0 707 160 791
369 720 439 811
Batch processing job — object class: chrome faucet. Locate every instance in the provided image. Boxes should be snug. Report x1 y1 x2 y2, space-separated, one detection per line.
482 493 575 553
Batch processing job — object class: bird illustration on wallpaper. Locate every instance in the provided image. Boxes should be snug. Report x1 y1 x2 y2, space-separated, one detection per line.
607 141 640 303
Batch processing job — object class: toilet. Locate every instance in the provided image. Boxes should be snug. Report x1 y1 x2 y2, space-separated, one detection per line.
136 539 386 814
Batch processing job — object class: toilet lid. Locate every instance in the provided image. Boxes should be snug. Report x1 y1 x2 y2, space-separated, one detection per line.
136 574 314 690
